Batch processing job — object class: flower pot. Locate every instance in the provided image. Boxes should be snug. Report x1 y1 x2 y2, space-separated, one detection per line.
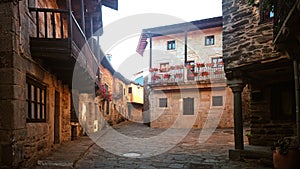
273 148 300 169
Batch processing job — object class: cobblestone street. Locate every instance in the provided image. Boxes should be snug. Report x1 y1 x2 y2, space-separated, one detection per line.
69 122 272 169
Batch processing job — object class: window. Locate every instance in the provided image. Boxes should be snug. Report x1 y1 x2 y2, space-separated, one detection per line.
212 96 223 106
128 87 132 94
205 35 214 46
259 0 274 23
160 63 169 72
167 40 176 50
104 84 108 91
212 57 223 68
159 98 168 108
26 77 46 122
183 97 194 115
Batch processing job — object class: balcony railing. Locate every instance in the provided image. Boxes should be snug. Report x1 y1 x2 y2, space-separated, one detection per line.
29 7 99 81
273 0 298 40
149 64 225 84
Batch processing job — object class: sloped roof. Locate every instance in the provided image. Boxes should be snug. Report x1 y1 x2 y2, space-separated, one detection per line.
136 16 222 56
102 0 118 10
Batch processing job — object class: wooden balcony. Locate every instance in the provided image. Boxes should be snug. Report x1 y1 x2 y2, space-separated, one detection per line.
29 8 99 89
149 64 226 86
273 0 300 54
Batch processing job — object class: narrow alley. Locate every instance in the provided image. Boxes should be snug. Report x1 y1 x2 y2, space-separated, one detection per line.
34 122 272 169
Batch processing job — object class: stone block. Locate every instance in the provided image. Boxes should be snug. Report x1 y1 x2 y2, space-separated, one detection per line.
0 84 25 100
0 68 24 85
0 99 26 130
0 52 13 68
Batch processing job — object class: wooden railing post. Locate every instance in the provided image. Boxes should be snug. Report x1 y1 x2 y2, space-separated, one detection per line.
44 11 48 38
60 12 64 39
51 11 56 38
36 11 39 38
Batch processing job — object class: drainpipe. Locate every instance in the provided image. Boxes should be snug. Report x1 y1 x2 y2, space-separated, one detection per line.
293 60 300 148
149 32 152 69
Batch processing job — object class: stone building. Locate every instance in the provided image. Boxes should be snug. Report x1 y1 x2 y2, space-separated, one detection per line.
127 82 144 122
100 55 130 126
222 0 300 153
136 17 234 128
0 0 117 168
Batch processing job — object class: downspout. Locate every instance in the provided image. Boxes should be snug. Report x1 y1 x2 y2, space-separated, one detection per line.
293 60 300 148
149 32 152 69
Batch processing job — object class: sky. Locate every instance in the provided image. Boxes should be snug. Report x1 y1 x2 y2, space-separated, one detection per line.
100 0 222 80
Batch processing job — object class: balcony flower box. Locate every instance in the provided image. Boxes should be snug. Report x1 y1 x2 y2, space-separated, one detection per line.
186 64 194 69
217 61 224 66
206 63 214 67
187 73 198 77
149 68 158 72
175 73 183 78
152 74 160 80
214 69 224 75
196 63 205 68
201 71 210 76
163 73 171 79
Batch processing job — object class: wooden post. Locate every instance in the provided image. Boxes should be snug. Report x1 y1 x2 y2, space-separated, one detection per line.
184 30 188 65
80 0 85 34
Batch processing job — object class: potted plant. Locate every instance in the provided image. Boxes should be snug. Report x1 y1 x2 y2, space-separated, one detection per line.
271 138 300 169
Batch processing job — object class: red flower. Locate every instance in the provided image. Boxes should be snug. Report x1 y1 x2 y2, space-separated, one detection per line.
201 71 210 76
196 63 205 68
163 74 171 79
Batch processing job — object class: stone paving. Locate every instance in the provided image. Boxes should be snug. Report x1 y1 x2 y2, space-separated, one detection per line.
72 121 273 169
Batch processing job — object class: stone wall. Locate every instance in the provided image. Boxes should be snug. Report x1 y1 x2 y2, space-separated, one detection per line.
151 27 222 68
222 0 296 146
99 64 127 126
222 0 282 69
150 84 234 129
0 0 71 168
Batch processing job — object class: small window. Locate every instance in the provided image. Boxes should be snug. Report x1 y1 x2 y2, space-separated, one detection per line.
212 96 223 106
205 35 215 46
212 57 223 68
160 63 169 72
167 40 175 50
259 0 274 23
128 87 132 94
104 84 109 91
159 98 168 108
26 77 46 122
183 97 194 115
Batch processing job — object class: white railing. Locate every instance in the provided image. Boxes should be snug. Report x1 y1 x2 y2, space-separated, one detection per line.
149 64 225 84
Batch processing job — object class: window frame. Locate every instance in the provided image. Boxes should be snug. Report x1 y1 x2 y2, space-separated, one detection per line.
183 97 194 115
159 98 168 108
205 35 215 46
211 57 223 68
128 87 132 94
167 40 176 50
26 77 47 123
212 96 223 107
